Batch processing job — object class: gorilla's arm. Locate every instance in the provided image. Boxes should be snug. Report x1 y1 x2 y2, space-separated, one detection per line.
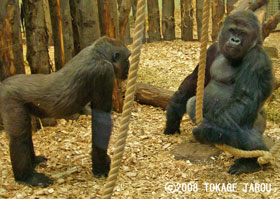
164 42 220 134
91 62 115 150
90 62 114 177
164 66 200 134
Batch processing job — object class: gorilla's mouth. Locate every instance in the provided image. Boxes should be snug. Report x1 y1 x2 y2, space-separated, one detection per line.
120 68 129 80
224 45 241 58
124 67 129 79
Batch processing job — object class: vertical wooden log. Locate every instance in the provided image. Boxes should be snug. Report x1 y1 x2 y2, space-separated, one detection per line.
112 0 120 39
23 0 50 74
56 0 65 67
118 0 132 45
226 0 238 14
162 0 175 40
123 16 132 45
43 0 53 46
112 79 123 113
59 0 74 65
181 0 194 41
48 1 60 63
70 0 100 53
98 0 119 39
0 0 25 81
211 0 224 41
196 0 203 41
98 0 106 36
147 0 161 42
117 0 122 6
49 0 74 70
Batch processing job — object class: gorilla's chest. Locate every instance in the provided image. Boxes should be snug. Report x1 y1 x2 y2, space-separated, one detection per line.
205 55 239 103
210 55 239 84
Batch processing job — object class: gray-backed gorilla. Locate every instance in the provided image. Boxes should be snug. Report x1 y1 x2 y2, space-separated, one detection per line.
187 10 273 174
165 10 274 175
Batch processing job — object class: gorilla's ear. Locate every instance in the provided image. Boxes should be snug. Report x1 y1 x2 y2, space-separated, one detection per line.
113 52 120 62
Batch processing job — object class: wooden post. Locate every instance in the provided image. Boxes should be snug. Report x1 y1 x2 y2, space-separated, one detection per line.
112 79 124 112
196 0 203 41
147 0 161 42
49 0 60 64
43 0 53 46
211 0 225 42
70 0 100 52
59 1 75 65
98 0 119 39
0 0 25 81
49 0 75 70
162 0 175 40
55 0 65 67
118 0 132 45
181 0 194 41
22 0 51 74
226 0 238 14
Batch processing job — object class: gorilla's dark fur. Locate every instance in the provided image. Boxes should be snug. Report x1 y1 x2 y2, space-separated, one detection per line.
0 36 131 187
164 10 274 174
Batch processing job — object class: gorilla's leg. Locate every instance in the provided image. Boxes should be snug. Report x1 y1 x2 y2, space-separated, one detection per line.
27 132 47 168
253 109 266 135
2 102 52 187
186 96 196 123
193 121 268 174
193 123 268 174
227 121 269 175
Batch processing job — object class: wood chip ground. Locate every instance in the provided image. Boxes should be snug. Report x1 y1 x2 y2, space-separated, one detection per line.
0 33 280 199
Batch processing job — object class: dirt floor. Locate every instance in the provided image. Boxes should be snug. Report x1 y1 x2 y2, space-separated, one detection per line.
1 30 280 199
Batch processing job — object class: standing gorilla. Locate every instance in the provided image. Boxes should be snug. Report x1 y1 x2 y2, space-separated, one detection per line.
165 10 274 174
0 36 131 187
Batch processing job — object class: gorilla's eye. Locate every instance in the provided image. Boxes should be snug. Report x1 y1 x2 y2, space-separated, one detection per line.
239 31 247 36
113 52 120 62
229 28 235 33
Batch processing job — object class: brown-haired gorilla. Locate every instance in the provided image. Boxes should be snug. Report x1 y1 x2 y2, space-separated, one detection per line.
164 10 274 174
0 36 131 187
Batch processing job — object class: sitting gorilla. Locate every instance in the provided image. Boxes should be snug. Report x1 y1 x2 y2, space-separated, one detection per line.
0 36 131 187
166 10 274 174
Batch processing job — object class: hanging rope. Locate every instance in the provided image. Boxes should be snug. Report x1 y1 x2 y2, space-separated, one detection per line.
195 0 280 165
101 0 146 198
195 0 210 124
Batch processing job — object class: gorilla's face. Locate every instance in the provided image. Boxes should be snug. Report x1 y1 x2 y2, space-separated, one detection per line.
218 10 261 63
111 48 131 80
